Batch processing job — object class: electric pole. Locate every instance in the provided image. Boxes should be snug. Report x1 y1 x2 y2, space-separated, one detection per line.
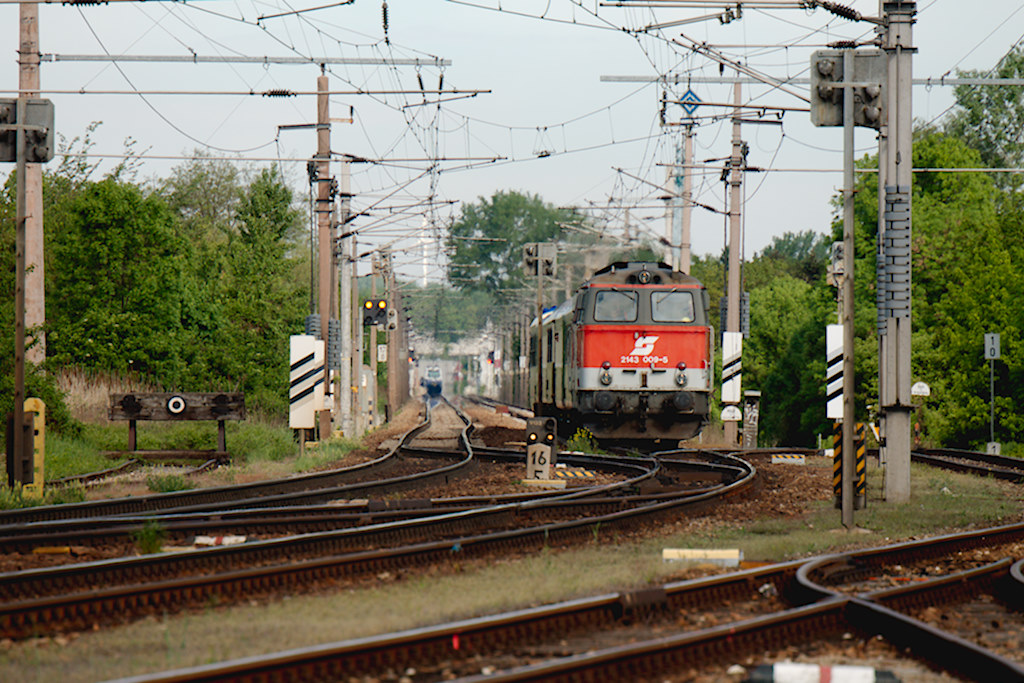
879 1 916 503
841 48 856 528
370 256 379 421
680 125 693 274
315 70 333 439
670 125 694 274
337 222 354 438
724 79 744 447
351 237 363 432
385 252 400 417
20 1 44 364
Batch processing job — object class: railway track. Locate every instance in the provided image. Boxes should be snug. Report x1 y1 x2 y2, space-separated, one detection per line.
0 398 755 641
912 447 1024 482
7 396 1022 681
106 523 1024 683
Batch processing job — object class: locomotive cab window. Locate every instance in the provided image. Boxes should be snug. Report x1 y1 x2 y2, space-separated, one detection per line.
651 290 695 323
593 290 638 322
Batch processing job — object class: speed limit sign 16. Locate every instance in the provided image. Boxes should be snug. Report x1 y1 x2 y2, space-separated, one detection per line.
984 333 1000 360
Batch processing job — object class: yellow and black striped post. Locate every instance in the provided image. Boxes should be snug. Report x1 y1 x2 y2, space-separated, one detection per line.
834 421 868 510
832 421 842 508
855 422 866 510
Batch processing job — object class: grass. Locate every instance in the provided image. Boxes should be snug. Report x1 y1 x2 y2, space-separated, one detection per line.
131 519 167 554
0 484 86 510
292 437 364 472
2 459 1020 683
666 460 1023 561
145 474 195 493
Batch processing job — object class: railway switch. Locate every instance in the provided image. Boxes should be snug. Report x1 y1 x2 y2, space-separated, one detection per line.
526 417 557 480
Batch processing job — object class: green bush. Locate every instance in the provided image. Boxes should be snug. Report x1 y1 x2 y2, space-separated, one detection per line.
565 427 601 454
145 473 195 493
132 519 166 554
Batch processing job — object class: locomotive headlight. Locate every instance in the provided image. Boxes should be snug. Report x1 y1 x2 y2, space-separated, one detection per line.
674 362 687 386
600 370 612 385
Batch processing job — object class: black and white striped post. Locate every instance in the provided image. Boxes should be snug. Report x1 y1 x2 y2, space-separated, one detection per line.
721 332 742 442
290 334 325 453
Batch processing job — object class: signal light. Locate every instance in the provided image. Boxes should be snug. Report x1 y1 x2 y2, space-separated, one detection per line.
362 298 388 326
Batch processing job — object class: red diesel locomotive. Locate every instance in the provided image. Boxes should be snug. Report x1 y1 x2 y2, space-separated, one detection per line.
530 261 713 442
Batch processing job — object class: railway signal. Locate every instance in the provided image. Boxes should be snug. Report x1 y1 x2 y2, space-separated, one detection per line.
363 298 387 326
809 50 885 130
525 417 556 479
523 243 538 275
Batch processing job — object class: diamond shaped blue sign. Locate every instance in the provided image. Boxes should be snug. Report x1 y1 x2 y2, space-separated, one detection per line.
680 89 702 117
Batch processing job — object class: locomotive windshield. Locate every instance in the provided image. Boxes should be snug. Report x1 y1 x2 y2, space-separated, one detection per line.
651 290 695 323
593 290 638 322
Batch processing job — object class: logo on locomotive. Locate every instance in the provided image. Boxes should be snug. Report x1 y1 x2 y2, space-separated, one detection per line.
620 335 668 365
630 335 659 356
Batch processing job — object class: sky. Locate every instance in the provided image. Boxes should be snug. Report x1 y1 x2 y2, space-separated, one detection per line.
2 0 1022 282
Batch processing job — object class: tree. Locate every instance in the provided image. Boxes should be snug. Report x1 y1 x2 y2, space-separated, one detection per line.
47 177 188 382
446 191 583 298
404 283 496 346
158 152 242 243
207 168 307 412
750 230 830 285
945 45 1024 188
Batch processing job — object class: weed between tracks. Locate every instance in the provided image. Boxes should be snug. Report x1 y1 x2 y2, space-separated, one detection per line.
131 520 167 555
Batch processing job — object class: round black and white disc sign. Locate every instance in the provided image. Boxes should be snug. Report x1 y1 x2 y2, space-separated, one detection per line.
167 396 187 415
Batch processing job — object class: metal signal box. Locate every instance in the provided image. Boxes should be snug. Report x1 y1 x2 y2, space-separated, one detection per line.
810 49 886 130
526 416 557 479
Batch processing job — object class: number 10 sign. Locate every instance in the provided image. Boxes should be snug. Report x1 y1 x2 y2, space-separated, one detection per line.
984 333 1000 360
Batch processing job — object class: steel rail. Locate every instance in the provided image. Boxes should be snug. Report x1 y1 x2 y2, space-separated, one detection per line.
452 560 1024 682
800 557 1024 680
103 525 1024 683
0 483 727 554
0 403 436 526
0 459 734 599
105 560 805 683
792 520 1024 603
0 439 684 552
911 448 1024 482
0 454 755 637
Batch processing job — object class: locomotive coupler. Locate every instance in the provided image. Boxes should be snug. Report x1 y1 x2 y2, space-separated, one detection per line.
638 394 649 432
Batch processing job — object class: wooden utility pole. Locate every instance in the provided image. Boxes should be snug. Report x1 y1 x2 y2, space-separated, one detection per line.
20 1 44 364
724 80 744 446
316 70 333 439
